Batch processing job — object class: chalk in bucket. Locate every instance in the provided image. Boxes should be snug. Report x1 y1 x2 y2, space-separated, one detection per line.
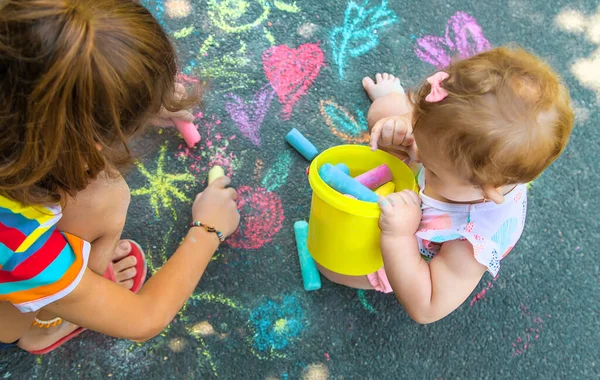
307 145 418 275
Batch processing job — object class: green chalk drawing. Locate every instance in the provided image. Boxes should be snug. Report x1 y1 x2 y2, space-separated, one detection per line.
261 151 293 191
174 26 195 39
273 0 301 13
357 289 377 313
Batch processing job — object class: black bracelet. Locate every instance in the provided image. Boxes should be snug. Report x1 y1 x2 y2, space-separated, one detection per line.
190 221 224 242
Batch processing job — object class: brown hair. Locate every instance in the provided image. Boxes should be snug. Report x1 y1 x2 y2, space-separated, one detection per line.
0 0 199 206
411 46 574 188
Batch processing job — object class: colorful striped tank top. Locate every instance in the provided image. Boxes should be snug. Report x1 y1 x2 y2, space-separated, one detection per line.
0 196 90 313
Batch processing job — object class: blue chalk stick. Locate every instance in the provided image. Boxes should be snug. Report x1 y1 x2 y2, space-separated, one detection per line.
285 128 319 161
319 163 379 203
334 163 350 175
293 221 321 291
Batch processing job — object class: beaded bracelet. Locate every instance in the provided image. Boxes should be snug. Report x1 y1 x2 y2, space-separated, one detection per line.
190 221 224 242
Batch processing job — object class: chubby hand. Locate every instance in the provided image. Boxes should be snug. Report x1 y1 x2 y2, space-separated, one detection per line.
378 190 422 237
370 116 419 162
149 83 195 128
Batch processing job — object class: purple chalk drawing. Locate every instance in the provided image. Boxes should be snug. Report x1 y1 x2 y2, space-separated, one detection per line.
225 85 275 146
414 11 491 69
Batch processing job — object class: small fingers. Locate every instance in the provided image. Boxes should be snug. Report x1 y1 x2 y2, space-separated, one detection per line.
378 196 394 215
380 118 395 146
386 193 406 207
399 189 420 205
370 119 385 150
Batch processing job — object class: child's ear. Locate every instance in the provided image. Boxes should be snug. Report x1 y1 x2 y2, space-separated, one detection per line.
483 185 505 204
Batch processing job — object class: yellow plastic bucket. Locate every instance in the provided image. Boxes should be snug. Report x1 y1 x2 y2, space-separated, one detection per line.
307 145 418 275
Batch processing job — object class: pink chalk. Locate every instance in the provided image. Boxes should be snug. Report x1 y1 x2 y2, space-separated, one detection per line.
173 119 201 148
354 164 392 189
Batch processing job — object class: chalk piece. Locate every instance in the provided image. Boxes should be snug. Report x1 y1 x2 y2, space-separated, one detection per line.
334 163 350 175
285 128 318 161
374 182 395 196
293 221 321 291
208 166 225 185
173 119 201 148
354 164 393 189
319 163 379 203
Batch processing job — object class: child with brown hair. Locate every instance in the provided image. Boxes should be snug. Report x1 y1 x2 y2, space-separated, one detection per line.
318 47 574 323
0 0 239 354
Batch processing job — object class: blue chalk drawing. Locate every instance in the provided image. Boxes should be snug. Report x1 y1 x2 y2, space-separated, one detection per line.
330 0 399 79
140 0 167 30
249 295 305 353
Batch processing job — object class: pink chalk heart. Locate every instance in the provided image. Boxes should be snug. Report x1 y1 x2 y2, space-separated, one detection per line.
262 43 325 120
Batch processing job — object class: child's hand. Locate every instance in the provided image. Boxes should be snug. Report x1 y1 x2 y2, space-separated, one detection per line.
149 83 195 128
370 116 419 162
378 190 422 237
192 177 240 238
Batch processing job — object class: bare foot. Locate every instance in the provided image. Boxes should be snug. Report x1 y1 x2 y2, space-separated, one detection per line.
112 240 138 290
17 240 138 353
362 73 404 101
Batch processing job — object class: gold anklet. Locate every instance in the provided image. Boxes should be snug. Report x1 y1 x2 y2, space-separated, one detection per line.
32 317 63 328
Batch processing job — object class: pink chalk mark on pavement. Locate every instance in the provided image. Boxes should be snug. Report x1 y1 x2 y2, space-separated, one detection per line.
225 85 275 146
414 11 491 69
176 114 237 179
227 186 285 250
262 43 325 120
512 303 548 358
469 276 498 306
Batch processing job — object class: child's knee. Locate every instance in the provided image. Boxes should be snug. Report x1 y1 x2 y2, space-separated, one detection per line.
367 93 412 129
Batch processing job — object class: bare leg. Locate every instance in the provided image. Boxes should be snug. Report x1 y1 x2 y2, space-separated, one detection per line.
16 172 139 352
316 263 374 290
362 73 413 131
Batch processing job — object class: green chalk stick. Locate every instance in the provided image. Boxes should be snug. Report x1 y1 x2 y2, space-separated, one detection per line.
293 221 321 291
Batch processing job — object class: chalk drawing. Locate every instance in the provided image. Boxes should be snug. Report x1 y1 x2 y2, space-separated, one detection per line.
319 99 370 143
555 7 600 103
512 303 548 357
261 151 293 191
176 114 240 179
469 276 498 306
415 11 490 69
263 43 325 119
193 41 255 93
173 26 195 39
357 290 378 314
254 158 265 179
165 0 192 18
131 144 195 220
225 84 276 146
249 295 305 356
227 186 285 250
207 0 271 33
330 0 399 79
207 0 300 45
273 0 300 13
140 0 167 29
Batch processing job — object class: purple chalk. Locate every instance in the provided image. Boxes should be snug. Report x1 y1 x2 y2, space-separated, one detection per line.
354 164 393 189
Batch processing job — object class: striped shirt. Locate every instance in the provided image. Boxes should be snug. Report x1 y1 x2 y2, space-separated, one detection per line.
0 196 90 313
